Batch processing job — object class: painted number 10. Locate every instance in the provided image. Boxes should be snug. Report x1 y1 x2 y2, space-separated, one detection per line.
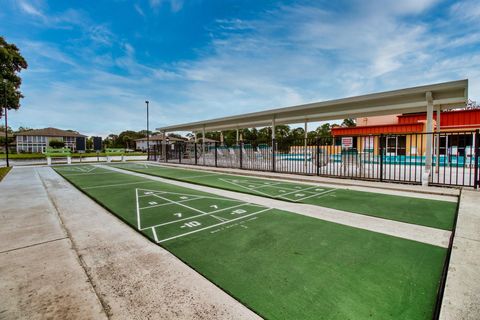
183 221 201 228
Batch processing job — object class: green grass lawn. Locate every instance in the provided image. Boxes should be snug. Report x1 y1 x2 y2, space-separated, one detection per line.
54 164 447 320
0 166 11 181
111 162 458 230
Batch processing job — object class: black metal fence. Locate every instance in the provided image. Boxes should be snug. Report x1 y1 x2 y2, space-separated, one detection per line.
150 130 480 188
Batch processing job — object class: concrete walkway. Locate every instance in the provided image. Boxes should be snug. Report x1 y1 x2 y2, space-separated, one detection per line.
0 167 107 319
440 189 480 320
0 166 260 319
103 165 452 248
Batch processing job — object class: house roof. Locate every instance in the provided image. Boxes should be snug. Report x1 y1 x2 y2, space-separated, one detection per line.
157 79 468 132
15 127 86 137
135 134 186 142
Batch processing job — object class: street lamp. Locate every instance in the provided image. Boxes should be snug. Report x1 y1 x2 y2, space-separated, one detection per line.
145 100 149 160
3 80 9 167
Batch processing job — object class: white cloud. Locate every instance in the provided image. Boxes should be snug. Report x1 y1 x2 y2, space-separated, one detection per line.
134 4 145 17
149 0 184 13
7 0 480 135
18 0 45 18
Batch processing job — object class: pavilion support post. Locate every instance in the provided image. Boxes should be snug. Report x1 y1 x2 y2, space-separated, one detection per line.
304 121 308 172
423 92 434 186
272 117 276 172
162 131 167 162
435 106 441 173
220 131 224 145
202 127 206 166
271 117 276 140
236 129 239 145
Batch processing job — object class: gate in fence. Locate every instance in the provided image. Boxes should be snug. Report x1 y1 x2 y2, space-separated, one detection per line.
154 130 479 188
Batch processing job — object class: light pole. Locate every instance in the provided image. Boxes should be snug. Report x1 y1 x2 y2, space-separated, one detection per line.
3 80 9 167
145 100 150 160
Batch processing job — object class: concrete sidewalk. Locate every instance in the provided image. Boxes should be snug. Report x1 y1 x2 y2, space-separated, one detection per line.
440 189 480 320
0 167 107 319
0 166 259 319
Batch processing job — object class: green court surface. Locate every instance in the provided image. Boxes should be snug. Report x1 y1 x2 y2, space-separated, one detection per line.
54 164 447 320
110 162 457 230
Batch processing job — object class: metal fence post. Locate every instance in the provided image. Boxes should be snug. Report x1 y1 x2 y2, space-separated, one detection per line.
316 138 320 176
179 143 182 164
239 141 243 169
475 129 479 189
214 141 218 167
272 138 276 172
194 142 198 165
379 134 384 182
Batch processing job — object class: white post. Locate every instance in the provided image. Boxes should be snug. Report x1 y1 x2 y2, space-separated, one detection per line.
162 130 167 161
67 156 72 165
304 121 308 171
202 126 206 165
236 129 239 144
271 117 276 140
220 131 224 144
47 157 52 166
423 91 434 186
435 106 441 173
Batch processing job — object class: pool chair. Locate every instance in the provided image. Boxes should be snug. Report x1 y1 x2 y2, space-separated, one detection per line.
257 143 272 158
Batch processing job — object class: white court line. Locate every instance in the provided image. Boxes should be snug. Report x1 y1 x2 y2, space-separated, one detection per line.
152 227 159 242
220 177 329 201
83 180 157 190
137 188 241 202
62 171 119 177
210 214 229 222
281 189 336 202
180 172 224 180
219 178 274 198
272 185 322 197
139 196 201 210
238 181 283 189
140 202 250 230
136 188 141 229
157 208 272 243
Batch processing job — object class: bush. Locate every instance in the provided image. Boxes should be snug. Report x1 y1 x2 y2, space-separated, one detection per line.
49 140 65 148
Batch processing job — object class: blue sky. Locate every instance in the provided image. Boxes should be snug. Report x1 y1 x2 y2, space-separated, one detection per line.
1 0 479 136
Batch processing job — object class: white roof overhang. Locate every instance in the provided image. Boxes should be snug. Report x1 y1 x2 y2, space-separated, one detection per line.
157 79 468 132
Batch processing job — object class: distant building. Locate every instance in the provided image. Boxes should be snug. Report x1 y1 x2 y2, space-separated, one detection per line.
135 134 186 151
331 109 480 157
15 127 86 153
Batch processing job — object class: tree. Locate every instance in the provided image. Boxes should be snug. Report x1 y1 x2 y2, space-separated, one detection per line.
0 37 28 118
49 140 65 148
17 126 32 132
341 118 356 127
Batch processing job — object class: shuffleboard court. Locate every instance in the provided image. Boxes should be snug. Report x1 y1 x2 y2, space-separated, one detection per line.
110 162 457 230
54 164 448 320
